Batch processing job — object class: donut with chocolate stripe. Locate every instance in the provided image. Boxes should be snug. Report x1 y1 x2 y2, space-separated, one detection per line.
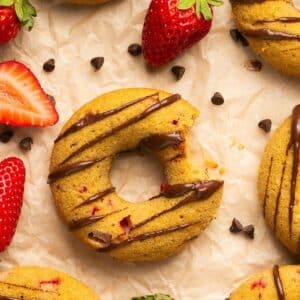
258 105 300 256
228 265 300 299
230 0 300 77
0 266 98 299
48 88 223 262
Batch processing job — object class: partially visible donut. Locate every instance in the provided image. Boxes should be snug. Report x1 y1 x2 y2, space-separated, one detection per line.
258 105 300 256
48 88 223 262
228 265 300 299
230 0 300 77
0 266 99 299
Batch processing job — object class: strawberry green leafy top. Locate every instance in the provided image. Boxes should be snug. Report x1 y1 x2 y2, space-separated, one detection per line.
0 0 36 30
132 294 174 300
177 0 223 20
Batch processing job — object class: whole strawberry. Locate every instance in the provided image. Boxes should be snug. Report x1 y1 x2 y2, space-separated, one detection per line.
142 0 223 66
0 0 36 45
0 157 25 252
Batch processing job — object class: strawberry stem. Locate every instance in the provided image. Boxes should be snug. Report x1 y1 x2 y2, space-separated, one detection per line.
177 0 223 20
0 0 36 30
199 0 211 20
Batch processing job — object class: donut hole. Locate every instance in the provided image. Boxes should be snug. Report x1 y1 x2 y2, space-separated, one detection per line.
293 0 300 10
110 152 166 203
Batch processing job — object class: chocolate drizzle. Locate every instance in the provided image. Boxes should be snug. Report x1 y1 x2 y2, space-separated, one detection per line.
263 157 273 217
161 181 222 198
71 180 222 233
134 180 223 230
92 180 223 251
273 265 285 300
74 187 115 209
97 222 199 252
243 28 300 41
69 208 126 231
289 105 300 235
0 281 58 300
139 132 184 152
0 282 55 293
273 146 289 232
55 93 159 143
268 106 300 236
254 17 300 25
60 94 181 164
50 132 185 184
48 157 105 183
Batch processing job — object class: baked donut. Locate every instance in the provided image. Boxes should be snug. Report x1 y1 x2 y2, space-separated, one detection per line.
230 0 300 77
48 88 223 262
228 265 300 299
0 266 98 299
258 105 300 256
66 0 112 4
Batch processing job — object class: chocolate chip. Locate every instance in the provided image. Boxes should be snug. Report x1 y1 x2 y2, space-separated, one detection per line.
47 94 56 106
43 59 55 72
19 137 33 151
230 29 249 47
211 92 224 105
245 59 263 72
229 218 244 233
258 119 272 133
230 29 240 42
90 57 104 71
88 230 112 247
0 130 13 143
128 43 142 56
171 66 185 81
243 225 255 239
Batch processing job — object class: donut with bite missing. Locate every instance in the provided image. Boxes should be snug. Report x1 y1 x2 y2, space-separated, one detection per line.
48 88 223 262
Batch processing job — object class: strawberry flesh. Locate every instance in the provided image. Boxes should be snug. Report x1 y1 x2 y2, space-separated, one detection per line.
120 215 133 235
0 61 59 127
0 157 25 252
142 0 212 66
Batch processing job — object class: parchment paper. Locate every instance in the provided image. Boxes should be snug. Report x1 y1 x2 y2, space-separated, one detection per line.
0 0 299 299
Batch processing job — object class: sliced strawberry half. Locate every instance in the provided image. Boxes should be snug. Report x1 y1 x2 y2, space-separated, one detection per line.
0 61 59 127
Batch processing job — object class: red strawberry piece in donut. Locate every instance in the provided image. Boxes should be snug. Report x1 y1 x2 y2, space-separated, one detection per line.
120 215 133 235
251 278 267 290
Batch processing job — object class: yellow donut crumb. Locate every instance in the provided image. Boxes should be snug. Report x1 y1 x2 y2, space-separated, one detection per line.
205 159 218 169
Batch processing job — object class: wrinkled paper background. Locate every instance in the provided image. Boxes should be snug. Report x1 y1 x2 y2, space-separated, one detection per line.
0 0 299 299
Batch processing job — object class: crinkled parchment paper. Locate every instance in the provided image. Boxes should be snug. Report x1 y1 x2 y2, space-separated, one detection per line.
0 0 299 299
